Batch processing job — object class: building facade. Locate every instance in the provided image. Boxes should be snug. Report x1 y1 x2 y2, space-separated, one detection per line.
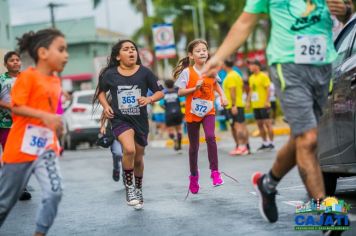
0 0 13 73
12 17 127 91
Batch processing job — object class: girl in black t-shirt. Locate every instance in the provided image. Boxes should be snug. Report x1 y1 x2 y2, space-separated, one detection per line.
93 40 163 210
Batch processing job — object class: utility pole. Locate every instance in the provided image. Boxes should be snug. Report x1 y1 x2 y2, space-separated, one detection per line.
197 0 205 39
182 5 199 39
47 2 66 28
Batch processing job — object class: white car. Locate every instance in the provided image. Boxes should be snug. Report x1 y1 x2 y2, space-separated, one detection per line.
62 90 102 150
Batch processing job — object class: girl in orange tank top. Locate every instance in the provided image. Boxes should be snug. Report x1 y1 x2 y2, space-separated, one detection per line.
173 39 227 194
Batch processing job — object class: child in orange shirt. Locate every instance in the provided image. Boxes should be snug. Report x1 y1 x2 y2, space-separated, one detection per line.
173 39 227 194
0 28 68 236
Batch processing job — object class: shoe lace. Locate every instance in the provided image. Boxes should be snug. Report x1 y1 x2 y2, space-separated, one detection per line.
184 188 190 201
136 189 143 201
221 171 239 183
126 185 136 200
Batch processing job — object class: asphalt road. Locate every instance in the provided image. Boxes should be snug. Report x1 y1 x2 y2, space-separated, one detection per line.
1 135 355 236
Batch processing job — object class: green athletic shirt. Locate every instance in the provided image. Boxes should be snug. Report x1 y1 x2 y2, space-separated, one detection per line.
0 73 14 128
244 0 337 65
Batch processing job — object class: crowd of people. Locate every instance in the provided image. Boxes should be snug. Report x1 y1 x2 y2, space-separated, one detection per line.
0 0 354 235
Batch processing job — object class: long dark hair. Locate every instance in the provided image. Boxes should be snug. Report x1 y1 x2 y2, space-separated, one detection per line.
16 28 64 63
92 39 142 105
173 39 209 80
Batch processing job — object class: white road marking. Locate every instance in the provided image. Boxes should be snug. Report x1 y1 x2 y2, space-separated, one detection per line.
282 201 304 207
348 213 356 221
277 185 305 190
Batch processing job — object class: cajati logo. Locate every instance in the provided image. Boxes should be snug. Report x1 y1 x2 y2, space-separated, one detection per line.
294 197 351 231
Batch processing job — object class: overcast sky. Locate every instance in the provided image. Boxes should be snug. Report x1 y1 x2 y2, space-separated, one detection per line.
9 0 144 36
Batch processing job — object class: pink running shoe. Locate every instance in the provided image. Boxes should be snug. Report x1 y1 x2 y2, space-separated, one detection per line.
236 146 249 156
189 174 199 194
229 147 239 156
211 170 224 186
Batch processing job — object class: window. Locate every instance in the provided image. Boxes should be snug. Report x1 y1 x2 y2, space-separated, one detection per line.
77 94 94 104
6 24 10 40
333 21 356 67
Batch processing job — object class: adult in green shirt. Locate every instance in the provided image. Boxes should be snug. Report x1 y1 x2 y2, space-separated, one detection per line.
203 0 351 224
0 51 32 201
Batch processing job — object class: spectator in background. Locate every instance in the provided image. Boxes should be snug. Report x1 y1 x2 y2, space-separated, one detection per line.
222 60 249 156
246 59 274 151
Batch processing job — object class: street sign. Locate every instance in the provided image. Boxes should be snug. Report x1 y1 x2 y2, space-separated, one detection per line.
152 23 177 59
139 48 154 67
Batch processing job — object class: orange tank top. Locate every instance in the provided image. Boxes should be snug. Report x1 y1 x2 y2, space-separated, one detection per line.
185 66 216 123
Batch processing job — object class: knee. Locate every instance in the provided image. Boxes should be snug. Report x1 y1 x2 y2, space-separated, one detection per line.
123 148 135 157
205 135 216 143
257 122 264 129
297 131 318 151
45 189 63 203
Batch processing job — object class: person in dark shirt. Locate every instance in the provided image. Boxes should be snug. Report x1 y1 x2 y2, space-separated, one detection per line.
160 79 184 151
93 39 164 210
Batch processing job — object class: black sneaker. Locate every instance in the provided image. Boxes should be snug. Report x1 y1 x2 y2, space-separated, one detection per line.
113 169 120 182
134 188 144 210
174 139 179 151
19 188 32 201
268 144 275 150
251 172 278 223
257 144 270 151
177 137 182 150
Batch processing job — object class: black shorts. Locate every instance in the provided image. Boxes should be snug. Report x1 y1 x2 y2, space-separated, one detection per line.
253 108 270 120
112 121 148 147
225 107 245 124
165 113 183 127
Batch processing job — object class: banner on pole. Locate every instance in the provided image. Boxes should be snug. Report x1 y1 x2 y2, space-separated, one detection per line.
152 23 176 60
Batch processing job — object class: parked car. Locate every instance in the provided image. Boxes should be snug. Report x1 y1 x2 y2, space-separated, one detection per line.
61 90 102 150
318 15 356 195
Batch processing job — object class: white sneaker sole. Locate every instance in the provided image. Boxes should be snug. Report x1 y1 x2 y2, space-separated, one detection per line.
127 199 140 206
134 203 144 210
212 180 224 187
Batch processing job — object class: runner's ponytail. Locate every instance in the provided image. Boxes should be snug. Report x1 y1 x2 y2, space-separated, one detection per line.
173 56 190 80
17 28 64 63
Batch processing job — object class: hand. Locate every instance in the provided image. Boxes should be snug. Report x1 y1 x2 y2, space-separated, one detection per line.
138 96 152 106
327 0 348 17
231 106 238 115
201 57 223 78
265 101 271 108
195 79 204 90
220 96 228 107
103 106 114 119
246 102 250 111
41 113 63 137
100 126 106 135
